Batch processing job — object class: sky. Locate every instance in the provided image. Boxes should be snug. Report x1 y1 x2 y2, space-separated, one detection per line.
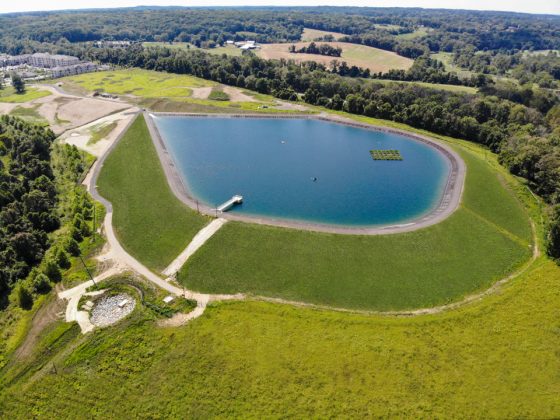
0 0 558 15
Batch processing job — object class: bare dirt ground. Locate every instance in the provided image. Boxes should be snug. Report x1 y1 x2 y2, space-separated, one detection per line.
9 84 131 135
60 108 140 157
190 87 213 99
222 86 257 102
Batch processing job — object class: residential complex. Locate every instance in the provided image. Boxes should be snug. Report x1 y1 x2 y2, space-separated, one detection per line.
0 52 98 78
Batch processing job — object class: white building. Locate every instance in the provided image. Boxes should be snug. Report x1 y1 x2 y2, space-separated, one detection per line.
50 62 98 78
28 53 80 69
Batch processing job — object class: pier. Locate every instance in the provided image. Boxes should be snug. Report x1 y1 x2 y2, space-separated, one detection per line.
216 195 243 213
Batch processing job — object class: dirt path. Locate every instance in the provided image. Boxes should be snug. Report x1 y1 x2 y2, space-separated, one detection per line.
11 290 65 362
162 218 228 277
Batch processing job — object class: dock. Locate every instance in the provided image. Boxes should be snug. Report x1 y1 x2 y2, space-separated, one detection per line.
216 195 243 213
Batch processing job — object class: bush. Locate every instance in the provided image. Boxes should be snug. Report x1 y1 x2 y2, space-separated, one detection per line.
32 273 52 294
15 284 33 309
55 248 71 269
44 259 62 283
65 238 81 257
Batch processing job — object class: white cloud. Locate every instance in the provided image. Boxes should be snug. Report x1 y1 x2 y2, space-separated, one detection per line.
0 0 558 15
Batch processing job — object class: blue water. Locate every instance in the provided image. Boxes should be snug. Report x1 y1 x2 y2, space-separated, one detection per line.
153 116 450 227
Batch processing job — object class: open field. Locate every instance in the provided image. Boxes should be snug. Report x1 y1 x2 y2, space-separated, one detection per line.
62 68 215 99
396 26 431 39
301 27 346 41
371 78 478 94
0 87 51 103
144 41 244 57
258 42 413 73
96 115 209 272
1 248 559 417
431 52 476 79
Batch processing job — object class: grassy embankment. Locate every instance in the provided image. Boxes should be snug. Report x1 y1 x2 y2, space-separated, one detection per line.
0 87 50 103
300 27 346 41
96 115 209 272
180 140 532 311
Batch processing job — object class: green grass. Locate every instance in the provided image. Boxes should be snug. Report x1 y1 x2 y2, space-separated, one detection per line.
1 249 559 417
9 104 47 124
396 26 431 40
144 41 244 57
88 121 117 145
207 87 230 101
0 87 51 103
63 68 215 99
301 27 346 41
178 125 532 311
372 78 477 94
96 114 209 272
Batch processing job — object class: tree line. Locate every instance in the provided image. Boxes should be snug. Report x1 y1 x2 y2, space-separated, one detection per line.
289 42 342 57
0 116 96 308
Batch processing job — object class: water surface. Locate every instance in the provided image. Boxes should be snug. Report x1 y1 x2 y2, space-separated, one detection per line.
153 116 450 227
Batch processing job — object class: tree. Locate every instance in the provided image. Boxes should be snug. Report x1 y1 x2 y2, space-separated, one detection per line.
11 72 25 94
44 259 62 283
15 283 33 309
32 272 51 294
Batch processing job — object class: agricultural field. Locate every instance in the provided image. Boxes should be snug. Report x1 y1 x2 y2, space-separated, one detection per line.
144 41 244 57
300 27 346 41
258 41 413 73
0 87 51 103
96 115 209 271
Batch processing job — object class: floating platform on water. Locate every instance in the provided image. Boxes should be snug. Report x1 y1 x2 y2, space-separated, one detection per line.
370 149 403 161
216 195 243 213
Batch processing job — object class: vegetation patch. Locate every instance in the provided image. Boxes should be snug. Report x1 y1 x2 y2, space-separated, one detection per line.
207 87 230 101
97 115 209 271
370 149 403 160
88 121 118 145
64 69 214 100
0 87 51 103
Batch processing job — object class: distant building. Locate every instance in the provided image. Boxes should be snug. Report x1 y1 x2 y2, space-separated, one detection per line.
94 40 133 48
28 53 80 69
226 40 234 45
0 54 30 68
50 62 98 78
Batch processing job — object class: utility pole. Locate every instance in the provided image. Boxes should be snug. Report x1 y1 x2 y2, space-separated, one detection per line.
91 203 96 243
79 255 96 286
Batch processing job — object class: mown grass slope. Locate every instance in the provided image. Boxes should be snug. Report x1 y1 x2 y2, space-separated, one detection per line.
1 252 559 418
179 131 532 311
97 115 209 271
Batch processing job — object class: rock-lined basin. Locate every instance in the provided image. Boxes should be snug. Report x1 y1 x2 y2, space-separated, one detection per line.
150 115 463 232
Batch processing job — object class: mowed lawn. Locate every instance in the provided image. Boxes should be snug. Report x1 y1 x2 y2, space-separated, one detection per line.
258 42 413 73
97 115 209 271
63 68 215 99
2 253 559 417
179 136 532 311
0 86 51 103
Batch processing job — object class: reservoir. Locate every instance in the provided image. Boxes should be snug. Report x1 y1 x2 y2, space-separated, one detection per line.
152 116 451 227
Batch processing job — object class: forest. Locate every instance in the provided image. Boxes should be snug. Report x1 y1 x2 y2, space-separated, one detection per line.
0 116 95 307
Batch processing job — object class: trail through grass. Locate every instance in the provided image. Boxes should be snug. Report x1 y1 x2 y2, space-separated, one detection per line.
97 115 209 271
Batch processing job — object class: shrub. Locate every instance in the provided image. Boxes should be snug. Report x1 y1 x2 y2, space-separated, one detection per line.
44 259 62 283
15 284 33 309
32 273 52 294
55 248 71 269
65 238 81 257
